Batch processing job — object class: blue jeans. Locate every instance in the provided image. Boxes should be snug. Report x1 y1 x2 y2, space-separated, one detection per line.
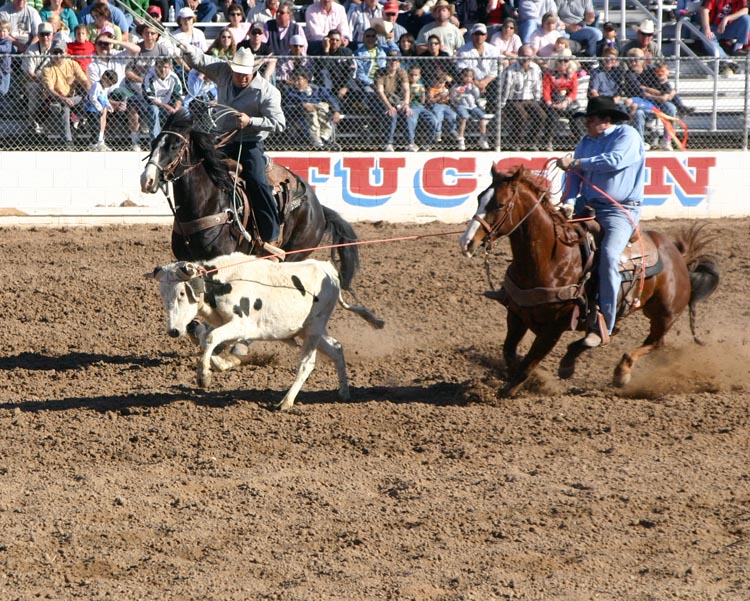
702 15 750 57
575 198 641 334
629 109 646 140
405 105 437 144
430 104 457 136
519 19 541 44
567 25 603 57
0 72 9 96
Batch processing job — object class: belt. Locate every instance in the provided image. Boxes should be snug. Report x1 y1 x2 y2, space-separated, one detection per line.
586 198 641 207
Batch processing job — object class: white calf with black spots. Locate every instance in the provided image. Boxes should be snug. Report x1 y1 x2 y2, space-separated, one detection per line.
148 253 385 410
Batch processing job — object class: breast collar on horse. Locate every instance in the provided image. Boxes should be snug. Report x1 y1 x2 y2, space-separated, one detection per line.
477 179 591 310
147 129 253 249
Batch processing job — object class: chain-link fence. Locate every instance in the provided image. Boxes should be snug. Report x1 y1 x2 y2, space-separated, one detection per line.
0 53 747 152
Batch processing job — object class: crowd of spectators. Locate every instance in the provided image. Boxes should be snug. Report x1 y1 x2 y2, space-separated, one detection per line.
0 0 745 150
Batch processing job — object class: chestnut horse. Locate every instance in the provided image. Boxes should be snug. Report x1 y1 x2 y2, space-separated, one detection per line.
460 165 720 396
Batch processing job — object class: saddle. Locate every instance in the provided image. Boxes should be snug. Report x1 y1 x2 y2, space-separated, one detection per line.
222 156 301 223
575 208 662 279
487 209 664 333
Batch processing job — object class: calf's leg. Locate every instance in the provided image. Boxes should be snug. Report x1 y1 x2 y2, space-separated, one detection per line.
277 335 320 411
316 334 350 401
198 322 249 388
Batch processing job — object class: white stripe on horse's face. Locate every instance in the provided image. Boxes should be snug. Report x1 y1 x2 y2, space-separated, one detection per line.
460 185 495 256
141 136 171 193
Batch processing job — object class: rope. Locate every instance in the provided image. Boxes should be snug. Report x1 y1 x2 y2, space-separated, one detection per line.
652 108 689 151
193 229 467 276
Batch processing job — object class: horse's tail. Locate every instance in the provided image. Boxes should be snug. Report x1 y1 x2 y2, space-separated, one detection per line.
674 223 720 344
322 205 360 290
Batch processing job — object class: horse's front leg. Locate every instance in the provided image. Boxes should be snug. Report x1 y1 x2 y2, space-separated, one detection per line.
559 337 594 379
501 329 564 397
502 310 527 376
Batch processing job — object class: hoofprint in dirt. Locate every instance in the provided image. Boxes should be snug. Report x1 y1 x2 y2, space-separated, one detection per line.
0 220 748 600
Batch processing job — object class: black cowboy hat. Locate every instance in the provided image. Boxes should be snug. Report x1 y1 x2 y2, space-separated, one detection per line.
573 96 630 122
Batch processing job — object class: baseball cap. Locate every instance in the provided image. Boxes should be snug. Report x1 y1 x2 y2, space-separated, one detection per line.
471 23 487 35
383 0 399 12
289 34 305 47
38 22 53 35
146 5 162 17
177 7 195 19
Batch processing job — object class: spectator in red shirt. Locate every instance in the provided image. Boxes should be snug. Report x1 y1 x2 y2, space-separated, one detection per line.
699 0 750 57
66 23 95 72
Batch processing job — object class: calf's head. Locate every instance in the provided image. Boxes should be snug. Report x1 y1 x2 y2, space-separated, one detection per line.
147 262 205 338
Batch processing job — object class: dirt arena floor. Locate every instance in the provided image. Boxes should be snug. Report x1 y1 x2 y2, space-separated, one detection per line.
0 218 748 600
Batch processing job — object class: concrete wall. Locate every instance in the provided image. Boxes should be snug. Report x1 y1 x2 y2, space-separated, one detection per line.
0 150 747 226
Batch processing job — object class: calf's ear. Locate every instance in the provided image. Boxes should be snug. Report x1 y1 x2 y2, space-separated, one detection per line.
177 262 199 280
145 266 163 279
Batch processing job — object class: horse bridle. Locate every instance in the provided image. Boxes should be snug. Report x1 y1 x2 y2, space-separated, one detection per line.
146 130 201 184
472 181 548 250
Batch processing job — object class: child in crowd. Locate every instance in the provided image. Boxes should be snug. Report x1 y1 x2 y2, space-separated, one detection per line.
67 25 96 72
426 65 458 144
406 65 437 151
143 58 183 141
46 13 71 45
596 21 620 56
451 68 489 151
653 63 695 116
0 20 13 106
86 68 119 150
285 67 341 149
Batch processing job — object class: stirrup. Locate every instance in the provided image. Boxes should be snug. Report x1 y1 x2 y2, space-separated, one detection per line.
581 312 610 348
262 240 286 261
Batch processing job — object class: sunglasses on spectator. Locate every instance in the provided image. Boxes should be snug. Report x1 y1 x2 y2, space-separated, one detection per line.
96 41 111 47
503 24 515 28
364 34 376 38
251 29 263 34
229 12 242 15
385 12 397 15
39 32 52 36
428 41 440 45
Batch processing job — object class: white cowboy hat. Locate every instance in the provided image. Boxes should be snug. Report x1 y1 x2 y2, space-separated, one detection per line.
637 19 655 34
230 47 255 74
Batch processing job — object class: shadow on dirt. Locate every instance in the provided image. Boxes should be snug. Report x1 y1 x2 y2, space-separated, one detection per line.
0 351 169 371
0 382 472 413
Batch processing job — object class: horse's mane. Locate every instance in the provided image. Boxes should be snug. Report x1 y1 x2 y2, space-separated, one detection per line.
163 110 235 193
498 165 583 239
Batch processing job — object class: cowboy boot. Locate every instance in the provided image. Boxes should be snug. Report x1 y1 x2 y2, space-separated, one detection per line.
262 238 286 262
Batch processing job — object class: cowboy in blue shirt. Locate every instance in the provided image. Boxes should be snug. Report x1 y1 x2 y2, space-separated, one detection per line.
557 95 646 347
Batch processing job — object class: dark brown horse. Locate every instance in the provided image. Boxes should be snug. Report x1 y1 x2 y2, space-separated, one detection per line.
140 110 359 289
460 164 720 396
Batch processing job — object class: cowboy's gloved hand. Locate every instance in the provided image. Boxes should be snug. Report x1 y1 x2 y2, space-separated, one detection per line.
561 204 574 219
556 157 576 171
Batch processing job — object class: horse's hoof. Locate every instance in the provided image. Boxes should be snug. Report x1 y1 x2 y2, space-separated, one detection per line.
499 383 520 398
558 364 576 379
613 369 631 387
